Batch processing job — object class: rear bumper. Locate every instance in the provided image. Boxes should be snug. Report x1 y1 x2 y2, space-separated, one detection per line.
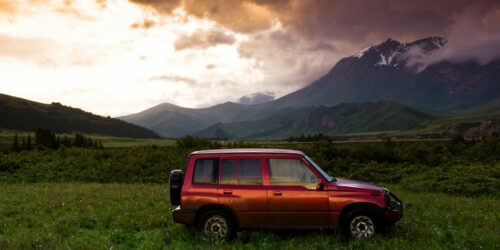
172 206 195 225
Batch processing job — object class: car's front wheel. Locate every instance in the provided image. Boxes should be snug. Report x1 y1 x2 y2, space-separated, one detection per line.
349 214 375 238
342 210 380 239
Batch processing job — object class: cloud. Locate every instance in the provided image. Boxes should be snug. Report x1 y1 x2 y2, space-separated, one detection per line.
129 0 500 49
0 0 16 13
0 34 104 67
150 75 198 86
238 91 275 105
236 28 342 94
205 63 216 69
0 34 61 62
1 0 104 19
130 18 156 29
173 28 236 50
129 0 181 13
405 7 500 71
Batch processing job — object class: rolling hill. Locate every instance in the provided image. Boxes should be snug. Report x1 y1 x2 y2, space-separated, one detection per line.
194 101 447 140
0 93 159 138
463 97 500 115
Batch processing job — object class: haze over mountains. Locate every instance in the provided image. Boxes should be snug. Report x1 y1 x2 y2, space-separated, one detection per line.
237 92 275 105
120 37 500 139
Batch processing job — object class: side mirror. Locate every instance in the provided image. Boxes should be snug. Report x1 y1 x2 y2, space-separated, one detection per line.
316 182 325 190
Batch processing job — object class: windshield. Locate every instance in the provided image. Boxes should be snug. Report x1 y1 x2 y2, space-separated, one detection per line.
304 155 335 182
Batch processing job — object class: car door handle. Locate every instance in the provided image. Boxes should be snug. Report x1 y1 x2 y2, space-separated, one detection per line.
223 190 232 195
273 192 282 196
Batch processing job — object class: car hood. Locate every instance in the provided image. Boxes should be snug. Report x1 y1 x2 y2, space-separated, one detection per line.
330 178 383 192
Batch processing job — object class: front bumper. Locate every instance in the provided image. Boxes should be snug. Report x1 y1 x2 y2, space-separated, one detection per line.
172 206 195 225
383 188 403 224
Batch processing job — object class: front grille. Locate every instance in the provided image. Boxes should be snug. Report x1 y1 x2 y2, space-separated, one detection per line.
383 188 402 212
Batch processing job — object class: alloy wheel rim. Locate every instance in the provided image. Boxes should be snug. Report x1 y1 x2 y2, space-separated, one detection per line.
350 215 375 238
203 215 228 239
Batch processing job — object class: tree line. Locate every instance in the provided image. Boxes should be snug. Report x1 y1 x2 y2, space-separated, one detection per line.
11 128 103 152
288 133 333 142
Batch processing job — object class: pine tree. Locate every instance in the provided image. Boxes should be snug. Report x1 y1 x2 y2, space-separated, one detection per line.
12 133 20 152
21 136 26 151
26 134 32 150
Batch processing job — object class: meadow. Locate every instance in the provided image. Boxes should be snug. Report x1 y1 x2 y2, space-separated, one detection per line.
0 135 499 248
0 183 498 249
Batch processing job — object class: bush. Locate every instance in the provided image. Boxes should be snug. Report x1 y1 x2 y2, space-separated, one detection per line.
0 135 499 197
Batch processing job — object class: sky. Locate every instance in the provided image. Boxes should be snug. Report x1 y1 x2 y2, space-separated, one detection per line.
0 0 499 116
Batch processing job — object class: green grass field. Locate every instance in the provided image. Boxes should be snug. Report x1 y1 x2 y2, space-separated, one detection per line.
0 183 498 249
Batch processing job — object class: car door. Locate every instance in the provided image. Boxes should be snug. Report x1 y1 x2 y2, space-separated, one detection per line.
265 156 329 227
217 157 268 227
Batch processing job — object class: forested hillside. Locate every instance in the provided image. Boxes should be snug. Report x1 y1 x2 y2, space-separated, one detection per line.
0 94 159 138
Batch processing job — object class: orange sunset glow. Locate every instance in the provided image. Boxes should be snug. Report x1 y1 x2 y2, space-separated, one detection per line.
1 0 499 116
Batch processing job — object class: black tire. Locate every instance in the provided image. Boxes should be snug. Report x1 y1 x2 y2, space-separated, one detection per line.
341 209 380 239
199 209 236 241
169 170 184 205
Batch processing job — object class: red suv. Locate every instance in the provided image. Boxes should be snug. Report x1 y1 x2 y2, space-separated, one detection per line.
169 148 402 239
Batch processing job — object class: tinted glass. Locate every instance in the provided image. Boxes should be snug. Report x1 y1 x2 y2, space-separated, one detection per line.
238 159 262 185
192 158 218 184
220 159 237 185
267 158 318 189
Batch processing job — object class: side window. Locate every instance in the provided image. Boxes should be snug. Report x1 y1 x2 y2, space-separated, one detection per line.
220 159 237 185
220 158 263 185
238 159 262 185
192 158 218 185
267 158 318 189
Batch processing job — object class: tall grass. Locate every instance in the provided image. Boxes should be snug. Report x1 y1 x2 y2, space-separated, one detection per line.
0 183 498 249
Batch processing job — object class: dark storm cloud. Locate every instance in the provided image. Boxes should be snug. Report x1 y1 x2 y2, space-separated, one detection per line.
173 29 236 50
128 0 495 41
131 0 500 78
405 7 500 70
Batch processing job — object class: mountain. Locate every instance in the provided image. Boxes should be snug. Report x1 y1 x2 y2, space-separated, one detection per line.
272 37 500 110
121 37 500 138
119 102 267 138
0 93 159 138
195 101 446 140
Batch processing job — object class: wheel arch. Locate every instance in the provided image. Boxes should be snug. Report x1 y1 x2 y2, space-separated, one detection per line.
194 204 239 229
338 202 385 227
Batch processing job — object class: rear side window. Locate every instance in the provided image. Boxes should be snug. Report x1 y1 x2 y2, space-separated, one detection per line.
220 159 237 185
238 159 262 185
267 158 318 189
220 158 263 185
192 158 219 185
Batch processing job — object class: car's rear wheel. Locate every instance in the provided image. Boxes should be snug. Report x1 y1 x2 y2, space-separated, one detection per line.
199 210 236 240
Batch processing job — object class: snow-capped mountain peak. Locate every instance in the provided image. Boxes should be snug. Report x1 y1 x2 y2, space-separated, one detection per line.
350 37 447 68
